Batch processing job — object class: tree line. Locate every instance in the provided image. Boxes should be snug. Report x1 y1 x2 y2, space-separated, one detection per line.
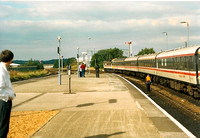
53 47 155 69
90 47 155 68
20 47 155 69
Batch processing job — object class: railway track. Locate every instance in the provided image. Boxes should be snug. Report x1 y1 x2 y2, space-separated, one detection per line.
117 73 200 137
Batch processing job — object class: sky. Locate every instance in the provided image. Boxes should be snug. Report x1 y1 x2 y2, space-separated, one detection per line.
0 1 200 60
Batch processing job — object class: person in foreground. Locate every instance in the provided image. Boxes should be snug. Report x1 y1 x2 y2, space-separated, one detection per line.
0 50 16 138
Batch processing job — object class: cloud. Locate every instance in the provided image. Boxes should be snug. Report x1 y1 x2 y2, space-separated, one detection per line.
0 1 200 60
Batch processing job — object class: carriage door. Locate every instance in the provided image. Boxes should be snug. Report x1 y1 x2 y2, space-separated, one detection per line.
195 48 200 87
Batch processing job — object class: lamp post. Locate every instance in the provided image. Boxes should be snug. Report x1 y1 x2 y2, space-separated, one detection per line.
162 32 168 50
130 40 132 57
88 37 91 75
61 55 63 72
77 47 79 77
180 21 189 47
57 36 61 85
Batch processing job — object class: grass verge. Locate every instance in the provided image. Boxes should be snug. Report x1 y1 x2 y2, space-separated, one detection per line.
10 69 57 82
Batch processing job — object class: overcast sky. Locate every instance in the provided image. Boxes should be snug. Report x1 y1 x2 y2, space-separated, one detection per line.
0 1 200 60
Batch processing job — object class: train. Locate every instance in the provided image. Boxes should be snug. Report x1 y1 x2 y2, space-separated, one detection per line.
103 45 200 98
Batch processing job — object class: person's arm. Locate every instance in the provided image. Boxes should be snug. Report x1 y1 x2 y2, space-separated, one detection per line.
0 72 9 101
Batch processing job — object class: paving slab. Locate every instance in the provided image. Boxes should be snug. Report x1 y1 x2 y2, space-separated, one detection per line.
12 93 42 107
11 73 189 138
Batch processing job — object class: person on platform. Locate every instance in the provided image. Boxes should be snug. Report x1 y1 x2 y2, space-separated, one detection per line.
81 62 86 77
95 64 100 78
0 50 16 138
146 74 151 91
79 64 82 77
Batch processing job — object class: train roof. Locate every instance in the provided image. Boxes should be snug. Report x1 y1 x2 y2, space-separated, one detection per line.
157 45 200 59
125 56 139 61
138 53 159 60
112 58 126 62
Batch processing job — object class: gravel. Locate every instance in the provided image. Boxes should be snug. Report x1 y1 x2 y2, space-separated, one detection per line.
8 110 59 138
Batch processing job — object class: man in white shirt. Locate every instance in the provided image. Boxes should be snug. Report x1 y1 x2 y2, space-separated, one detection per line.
0 50 15 138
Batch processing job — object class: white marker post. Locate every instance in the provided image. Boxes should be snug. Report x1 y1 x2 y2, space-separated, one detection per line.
68 65 71 94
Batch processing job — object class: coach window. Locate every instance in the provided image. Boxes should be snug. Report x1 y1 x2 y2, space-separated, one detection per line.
179 57 183 70
134 61 137 66
138 60 141 66
127 61 129 66
167 58 172 69
146 60 148 67
158 59 161 68
177 57 180 70
188 56 194 71
132 61 135 66
174 57 178 70
145 60 147 67
185 56 190 70
181 57 186 70
142 60 144 66
131 61 134 66
129 61 132 66
172 58 175 69
164 59 167 67
183 56 187 70
171 58 174 69
125 61 127 66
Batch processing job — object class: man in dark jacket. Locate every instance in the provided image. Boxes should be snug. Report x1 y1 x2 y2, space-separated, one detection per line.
95 64 100 78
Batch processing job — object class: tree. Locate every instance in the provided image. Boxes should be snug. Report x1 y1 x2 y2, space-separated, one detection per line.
91 48 124 68
23 59 38 66
136 48 155 56
65 57 76 65
53 57 76 68
23 59 44 70
37 62 44 70
53 60 59 68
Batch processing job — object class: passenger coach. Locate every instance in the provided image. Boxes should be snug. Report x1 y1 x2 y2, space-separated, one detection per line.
104 45 200 98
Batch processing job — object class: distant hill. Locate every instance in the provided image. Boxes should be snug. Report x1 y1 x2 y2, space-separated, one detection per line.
13 59 67 65
13 60 27 64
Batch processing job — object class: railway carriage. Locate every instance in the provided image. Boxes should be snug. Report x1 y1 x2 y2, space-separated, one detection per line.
156 46 200 94
124 56 139 72
104 45 200 98
111 58 125 73
137 53 158 77
103 61 112 71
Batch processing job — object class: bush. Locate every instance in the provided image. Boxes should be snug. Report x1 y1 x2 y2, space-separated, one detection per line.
10 70 49 82
21 59 44 70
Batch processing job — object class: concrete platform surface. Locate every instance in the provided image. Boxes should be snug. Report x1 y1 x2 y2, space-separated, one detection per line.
12 73 190 138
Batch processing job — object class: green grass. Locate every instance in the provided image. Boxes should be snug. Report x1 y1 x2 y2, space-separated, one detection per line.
10 69 55 82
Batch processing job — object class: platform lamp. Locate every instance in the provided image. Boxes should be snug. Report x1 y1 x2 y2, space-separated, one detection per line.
77 47 80 77
88 37 91 74
180 21 189 47
162 32 168 50
57 36 61 85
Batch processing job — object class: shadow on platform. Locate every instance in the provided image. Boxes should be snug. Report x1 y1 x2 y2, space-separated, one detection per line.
85 131 126 138
76 99 117 108
51 99 118 110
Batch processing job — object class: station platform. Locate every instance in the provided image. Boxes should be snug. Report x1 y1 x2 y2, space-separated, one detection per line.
12 73 191 138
